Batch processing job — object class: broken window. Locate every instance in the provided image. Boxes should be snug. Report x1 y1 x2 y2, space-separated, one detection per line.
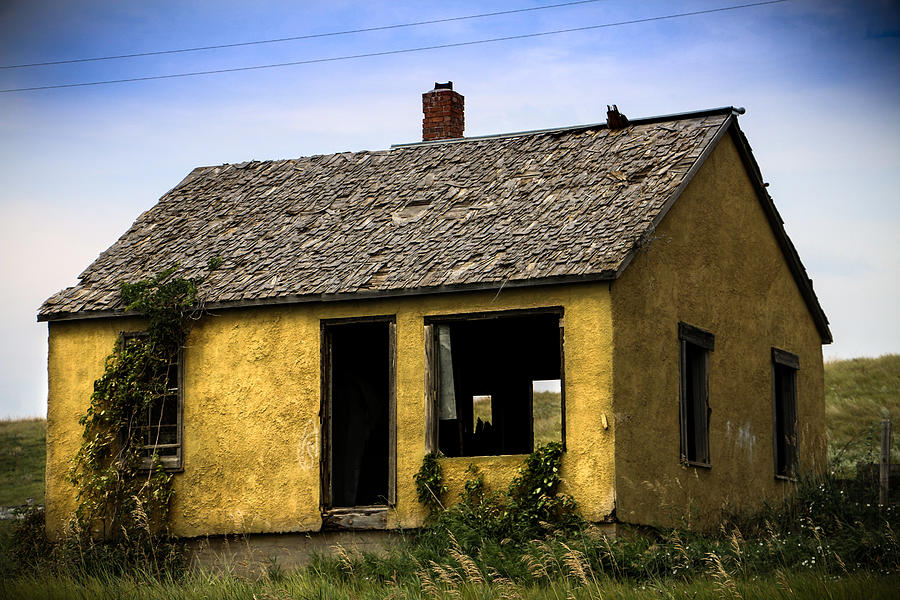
121 332 183 470
678 322 713 467
426 310 564 457
772 348 799 479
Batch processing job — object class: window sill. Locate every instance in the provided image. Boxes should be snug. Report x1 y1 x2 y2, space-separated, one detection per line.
139 466 183 474
139 457 183 473
682 459 711 469
439 452 544 462
322 506 389 530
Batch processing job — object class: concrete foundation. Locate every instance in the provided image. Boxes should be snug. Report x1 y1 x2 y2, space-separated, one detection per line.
188 529 408 575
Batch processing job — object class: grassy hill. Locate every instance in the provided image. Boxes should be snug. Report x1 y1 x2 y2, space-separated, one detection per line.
0 355 896 508
0 418 45 507
825 354 900 469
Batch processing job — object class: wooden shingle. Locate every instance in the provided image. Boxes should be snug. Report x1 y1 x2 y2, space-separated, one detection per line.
39 111 734 320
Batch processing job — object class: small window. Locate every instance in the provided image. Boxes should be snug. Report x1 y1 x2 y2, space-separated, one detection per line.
426 310 564 457
121 332 183 470
678 322 714 467
772 348 799 479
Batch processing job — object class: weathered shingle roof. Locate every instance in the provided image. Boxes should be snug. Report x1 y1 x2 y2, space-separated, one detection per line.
38 106 828 343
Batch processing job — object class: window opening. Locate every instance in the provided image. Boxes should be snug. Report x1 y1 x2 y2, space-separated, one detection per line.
679 323 713 467
430 311 563 457
772 348 799 479
121 332 182 470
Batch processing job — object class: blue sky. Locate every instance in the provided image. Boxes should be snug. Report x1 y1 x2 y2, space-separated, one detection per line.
1 0 898 418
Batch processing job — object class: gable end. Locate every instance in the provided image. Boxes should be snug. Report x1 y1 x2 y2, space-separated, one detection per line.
614 116 831 344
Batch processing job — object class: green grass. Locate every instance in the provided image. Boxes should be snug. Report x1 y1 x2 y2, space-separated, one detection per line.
825 354 900 470
0 418 46 506
533 390 562 446
469 391 562 446
0 566 896 599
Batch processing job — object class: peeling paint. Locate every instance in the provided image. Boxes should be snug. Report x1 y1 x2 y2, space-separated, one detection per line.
296 421 319 471
736 423 757 463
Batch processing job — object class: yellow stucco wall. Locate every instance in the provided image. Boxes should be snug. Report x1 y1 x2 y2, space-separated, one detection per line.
611 133 826 529
45 316 145 537
46 283 615 538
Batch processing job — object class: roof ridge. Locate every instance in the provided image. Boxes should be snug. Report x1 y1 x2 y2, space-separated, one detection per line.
174 107 742 171
391 106 744 149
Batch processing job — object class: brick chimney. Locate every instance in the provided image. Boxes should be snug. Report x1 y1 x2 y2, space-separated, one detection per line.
422 82 464 141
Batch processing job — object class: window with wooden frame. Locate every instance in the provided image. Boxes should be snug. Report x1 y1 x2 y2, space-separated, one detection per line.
424 309 564 457
121 332 183 471
678 322 714 467
772 348 799 479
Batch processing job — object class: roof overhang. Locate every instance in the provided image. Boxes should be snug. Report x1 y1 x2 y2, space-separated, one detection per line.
726 121 832 344
37 271 617 322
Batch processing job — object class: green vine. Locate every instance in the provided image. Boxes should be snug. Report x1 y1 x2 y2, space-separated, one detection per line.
505 441 580 532
69 263 213 540
414 451 448 516
415 442 581 548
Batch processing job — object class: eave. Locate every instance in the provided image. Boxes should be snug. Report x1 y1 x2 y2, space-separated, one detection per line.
37 271 617 322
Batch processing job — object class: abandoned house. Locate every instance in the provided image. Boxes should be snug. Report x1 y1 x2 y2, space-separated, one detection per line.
39 83 831 540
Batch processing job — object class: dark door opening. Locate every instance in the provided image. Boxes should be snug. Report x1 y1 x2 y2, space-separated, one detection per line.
324 320 393 508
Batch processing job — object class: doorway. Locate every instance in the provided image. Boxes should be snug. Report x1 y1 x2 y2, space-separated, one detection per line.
322 318 395 510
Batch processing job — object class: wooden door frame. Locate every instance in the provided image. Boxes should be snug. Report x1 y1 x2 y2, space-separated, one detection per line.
320 316 397 512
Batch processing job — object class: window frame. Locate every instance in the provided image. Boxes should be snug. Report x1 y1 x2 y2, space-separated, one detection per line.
772 347 799 481
423 307 566 457
120 331 184 472
678 322 714 468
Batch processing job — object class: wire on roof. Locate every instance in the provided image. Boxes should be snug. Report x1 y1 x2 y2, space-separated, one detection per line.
0 1 788 94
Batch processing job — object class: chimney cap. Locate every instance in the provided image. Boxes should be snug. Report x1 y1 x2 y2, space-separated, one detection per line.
432 81 453 91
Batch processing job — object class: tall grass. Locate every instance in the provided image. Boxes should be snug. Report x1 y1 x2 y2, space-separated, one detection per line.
1 473 896 599
4 462 896 598
1 562 897 599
